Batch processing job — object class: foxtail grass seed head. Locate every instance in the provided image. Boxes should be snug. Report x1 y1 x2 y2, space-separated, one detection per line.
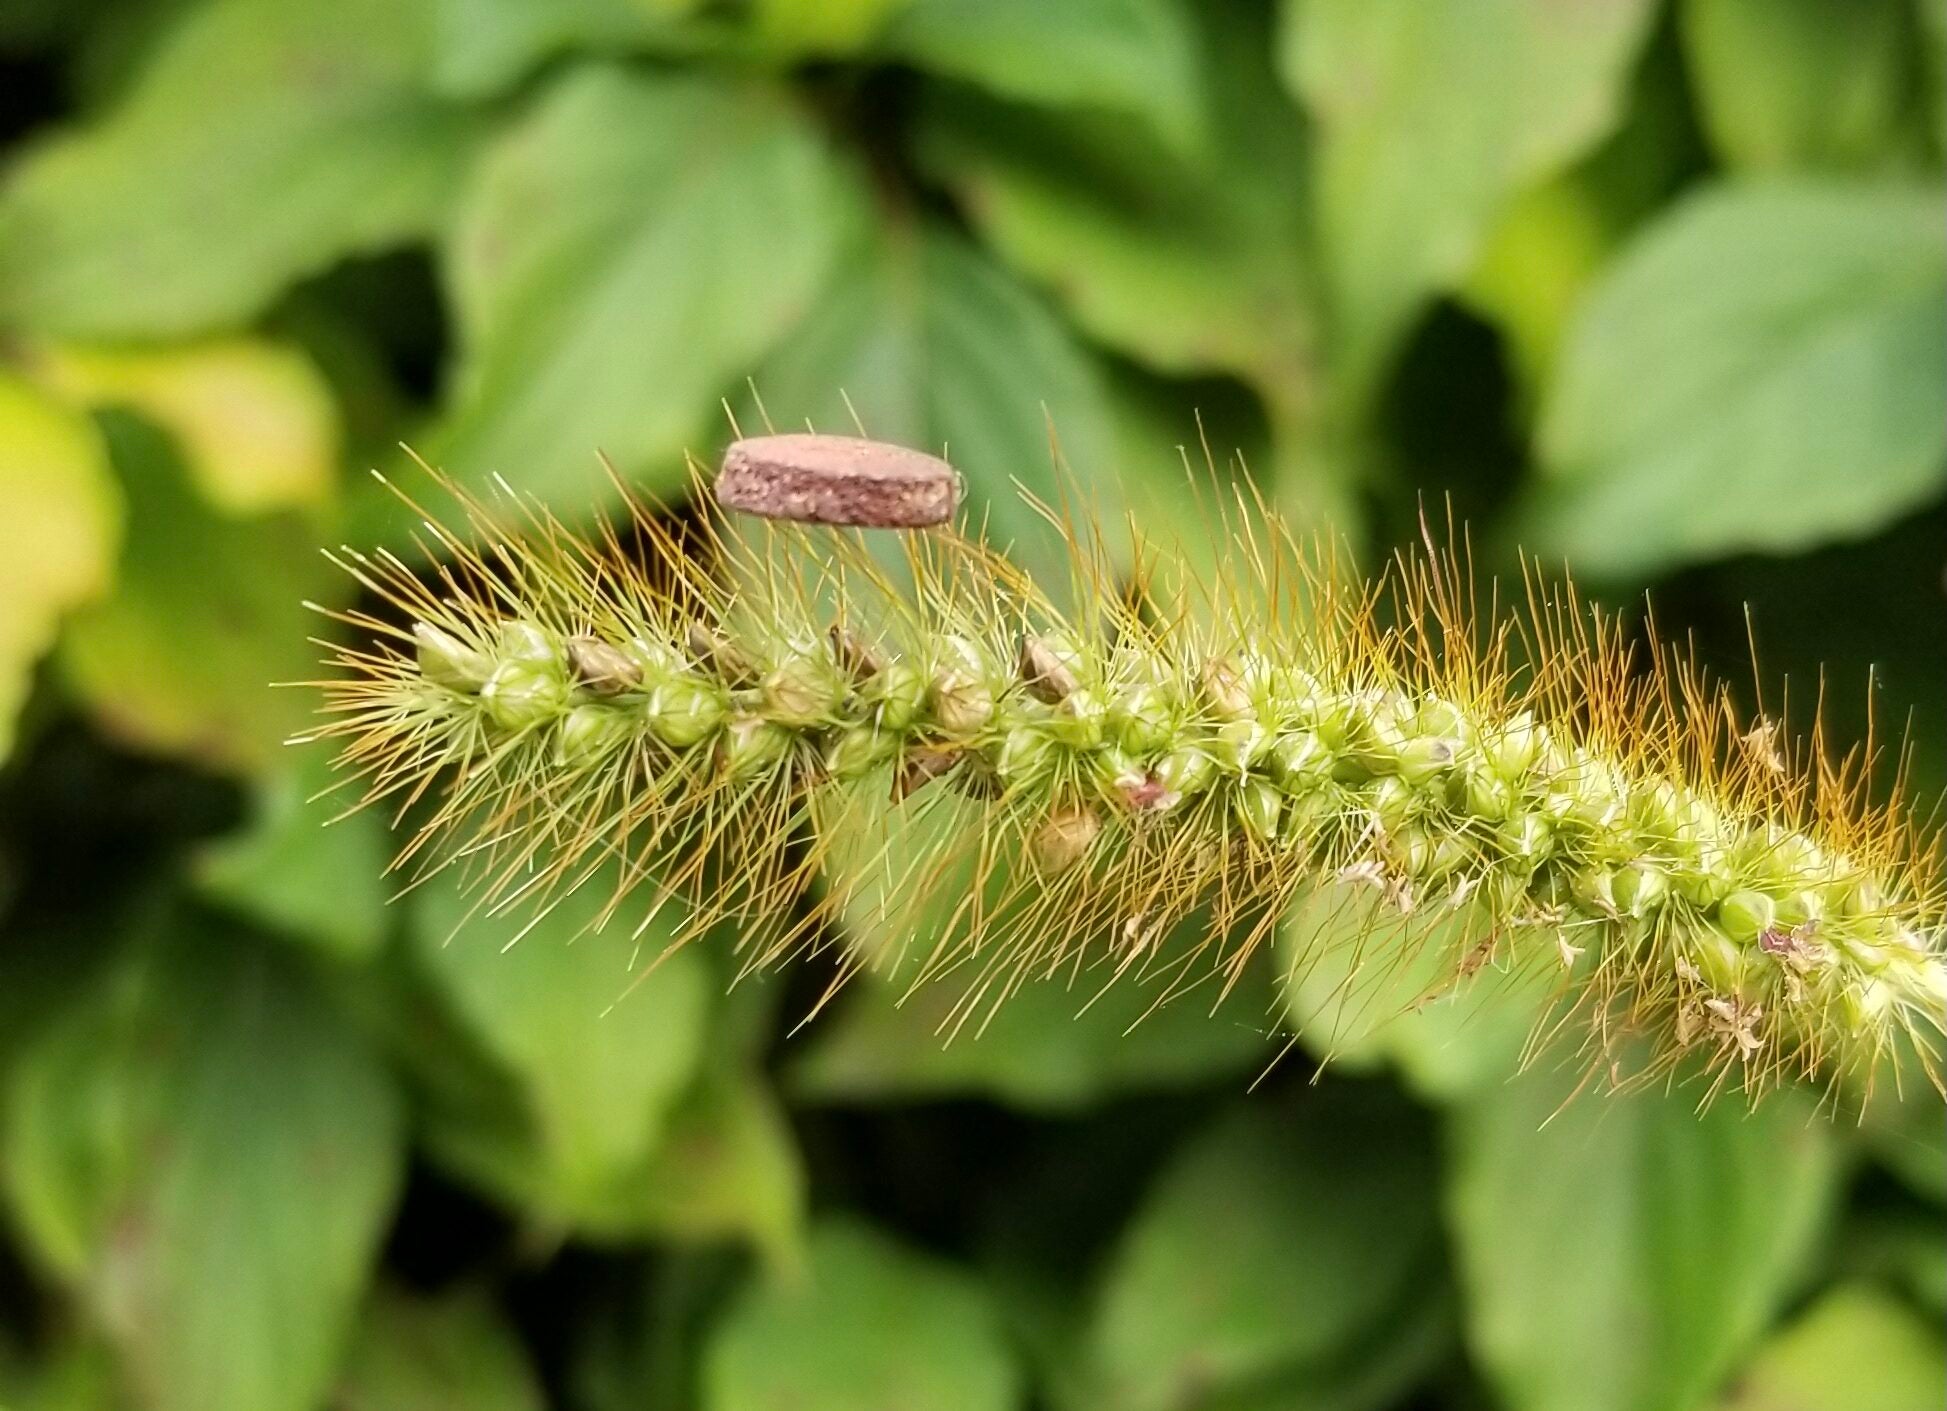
302 452 1947 1108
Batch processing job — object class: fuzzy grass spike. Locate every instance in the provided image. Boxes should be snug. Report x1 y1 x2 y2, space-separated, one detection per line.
299 450 1947 1107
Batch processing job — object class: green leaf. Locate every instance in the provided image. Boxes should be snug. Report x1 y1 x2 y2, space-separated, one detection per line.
600 1066 806 1266
1462 43 1705 405
1681 0 1919 173
0 1335 126 1411
1284 0 1658 395
431 0 904 95
2 905 404 1411
914 3 1313 409
1277 887 1547 1104
747 0 907 58
1716 1284 1945 1411
336 1283 546 1411
195 745 393 960
701 1217 1024 1411
0 373 121 762
410 866 713 1223
1848 1212 1947 1317
740 222 1116 588
1461 174 1619 402
883 0 1203 154
1858 1085 1947 1203
1528 180 1947 576
415 65 863 527
0 0 476 339
33 337 343 515
791 941 1274 1112
431 0 707 97
1448 1066 1841 1411
1925 0 1947 160
1085 1096 1440 1411
908 6 1364 534
56 412 337 774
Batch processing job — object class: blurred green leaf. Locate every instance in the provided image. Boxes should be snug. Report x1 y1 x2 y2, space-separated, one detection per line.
1278 888 1547 1104
1461 44 1703 407
1284 0 1658 396
56 412 336 773
397 876 798 1259
791 944 1275 1113
569 1253 742 1411
414 64 863 528
701 1216 1024 1411
1085 1095 1440 1411
1858 1086 1947 1203
915 3 1312 408
910 5 1367 534
1925 0 1947 158
1838 1210 1947 1319
336 1283 545 1411
0 1335 127 1411
1681 0 1920 173
1528 179 1947 576
748 0 906 57
2 905 404 1411
1448 1065 1841 1411
885 0 1202 153
0 374 121 762
740 222 1117 585
432 0 906 94
1715 1284 1945 1411
195 745 393 960
33 337 342 515
431 0 709 97
411 866 712 1223
1461 174 1617 403
600 1066 806 1266
0 0 476 339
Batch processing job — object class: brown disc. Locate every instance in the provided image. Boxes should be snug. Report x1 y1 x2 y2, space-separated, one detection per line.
714 434 960 528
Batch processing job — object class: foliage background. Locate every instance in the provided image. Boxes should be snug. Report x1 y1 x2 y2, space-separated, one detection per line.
0 1 1942 1408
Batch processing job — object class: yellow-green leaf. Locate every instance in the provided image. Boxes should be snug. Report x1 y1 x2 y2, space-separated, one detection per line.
1278 887 1546 1103
1717 1284 1945 1411
0 374 121 761
34 338 341 514
56 413 336 773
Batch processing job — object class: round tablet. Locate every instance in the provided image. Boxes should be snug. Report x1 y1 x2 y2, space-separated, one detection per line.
714 434 960 528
